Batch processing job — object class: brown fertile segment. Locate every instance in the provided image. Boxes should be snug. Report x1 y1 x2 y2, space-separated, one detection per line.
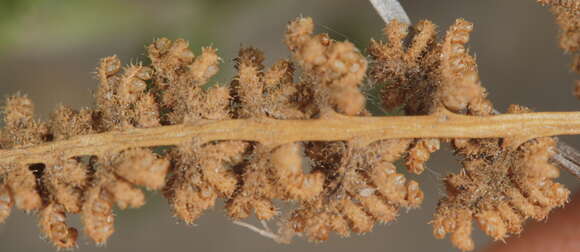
0 185 13 223
0 15 577 251
369 16 572 251
368 19 439 115
43 157 88 213
39 203 78 248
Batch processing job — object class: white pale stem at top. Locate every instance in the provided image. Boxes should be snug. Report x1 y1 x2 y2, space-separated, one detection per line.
369 0 411 24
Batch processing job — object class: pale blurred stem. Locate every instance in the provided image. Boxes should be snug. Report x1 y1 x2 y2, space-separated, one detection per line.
232 221 283 242
1 111 580 165
552 141 580 178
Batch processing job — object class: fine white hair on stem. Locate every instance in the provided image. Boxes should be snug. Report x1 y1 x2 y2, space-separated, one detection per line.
369 0 411 24
233 220 281 241
233 219 296 244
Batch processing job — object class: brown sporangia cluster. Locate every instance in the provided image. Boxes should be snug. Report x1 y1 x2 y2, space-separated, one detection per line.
276 17 428 240
368 18 491 116
0 14 573 251
368 17 570 250
288 138 424 241
538 0 580 97
433 111 569 251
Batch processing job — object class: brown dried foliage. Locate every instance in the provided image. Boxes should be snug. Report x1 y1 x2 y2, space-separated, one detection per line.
368 17 570 251
0 14 577 251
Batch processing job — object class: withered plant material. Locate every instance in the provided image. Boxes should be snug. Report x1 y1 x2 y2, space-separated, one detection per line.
282 18 429 239
285 17 368 116
81 150 169 244
369 18 491 116
289 139 424 241
165 141 246 224
369 17 572 251
0 15 578 252
368 19 440 115
434 135 569 251
42 157 88 214
96 56 159 129
0 185 13 223
39 203 78 248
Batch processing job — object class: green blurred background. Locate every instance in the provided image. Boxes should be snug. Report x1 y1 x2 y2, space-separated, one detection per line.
0 0 578 251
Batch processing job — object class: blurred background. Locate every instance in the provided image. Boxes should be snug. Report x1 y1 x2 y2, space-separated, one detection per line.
0 0 578 251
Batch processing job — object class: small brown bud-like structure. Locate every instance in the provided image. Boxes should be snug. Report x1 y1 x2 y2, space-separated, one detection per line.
0 185 13 223
6 165 42 211
43 157 88 213
340 199 374 233
114 148 169 190
3 95 34 130
165 153 218 225
285 17 368 116
1 95 49 148
81 186 114 245
50 105 93 140
406 138 440 174
39 203 78 248
271 143 324 201
439 19 486 113
105 179 145 210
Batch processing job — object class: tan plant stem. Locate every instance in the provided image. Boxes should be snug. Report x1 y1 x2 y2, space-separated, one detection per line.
493 109 580 179
1 111 580 166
